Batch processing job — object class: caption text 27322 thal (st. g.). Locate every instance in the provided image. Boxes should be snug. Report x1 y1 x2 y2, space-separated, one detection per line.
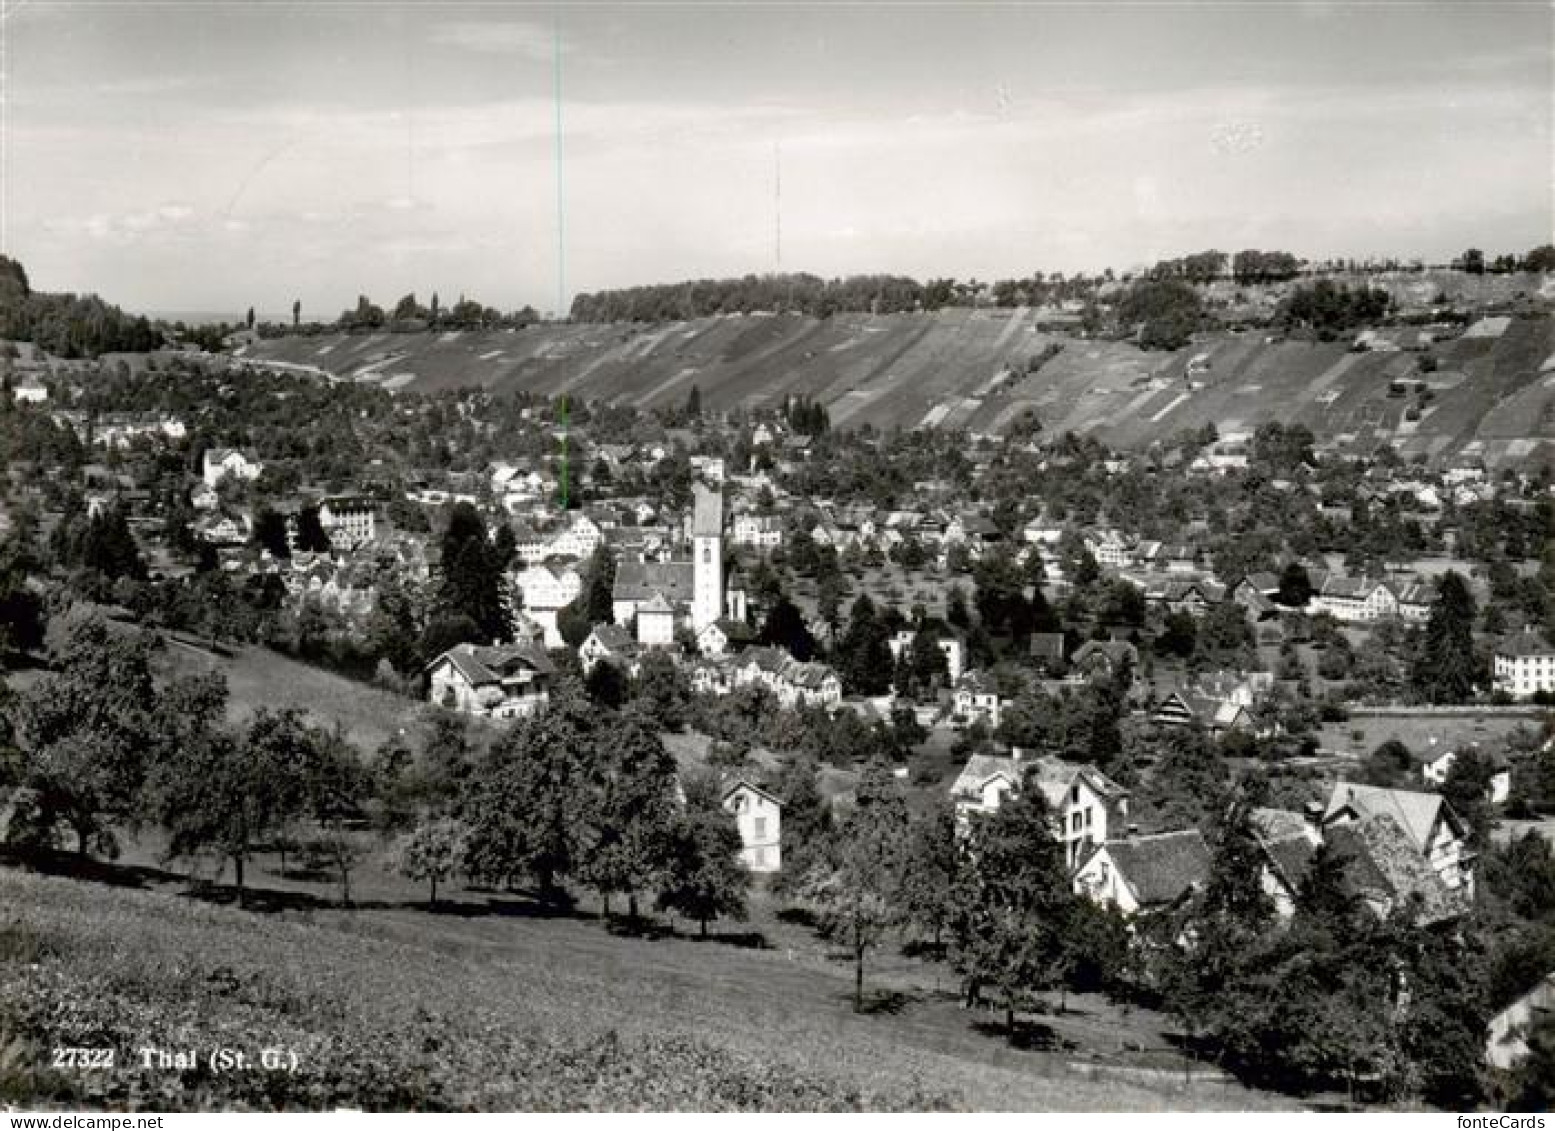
52 1047 300 1073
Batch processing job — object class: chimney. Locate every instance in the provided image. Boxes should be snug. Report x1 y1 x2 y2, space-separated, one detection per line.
1010 747 1023 764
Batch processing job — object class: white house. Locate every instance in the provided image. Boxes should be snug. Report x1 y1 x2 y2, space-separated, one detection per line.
11 377 47 404
1322 782 1475 895
202 447 264 489
952 671 1002 728
578 624 641 676
1487 973 1555 1071
425 642 553 720
731 512 783 550
722 779 782 873
949 751 1131 869
636 592 677 647
1494 631 1555 700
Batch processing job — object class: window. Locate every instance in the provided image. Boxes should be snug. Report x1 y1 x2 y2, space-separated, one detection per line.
703 547 712 563
1084 807 1092 828
754 817 766 839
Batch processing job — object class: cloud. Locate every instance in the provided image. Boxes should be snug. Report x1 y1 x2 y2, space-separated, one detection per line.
428 19 561 60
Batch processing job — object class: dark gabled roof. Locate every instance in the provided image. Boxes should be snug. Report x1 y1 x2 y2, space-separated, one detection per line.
721 778 783 809
1325 813 1472 926
587 623 639 654
612 560 694 604
1097 830 1212 908
1260 833 1319 894
428 641 554 683
1497 631 1555 659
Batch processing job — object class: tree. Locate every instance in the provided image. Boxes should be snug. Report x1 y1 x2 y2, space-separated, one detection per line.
835 594 894 695
292 299 300 328
1276 562 1313 608
302 726 372 905
462 699 592 900
245 306 255 331
578 707 680 918
1411 571 1480 704
436 503 507 643
151 706 313 898
773 753 831 894
949 777 1075 1035
391 815 468 907
13 611 159 856
898 799 961 954
632 650 689 731
1460 248 1486 275
657 772 749 936
1362 738 1415 787
800 759 909 1011
758 594 815 661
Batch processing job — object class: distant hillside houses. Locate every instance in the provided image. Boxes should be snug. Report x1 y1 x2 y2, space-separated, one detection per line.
202 446 264 488
51 409 186 449
1308 571 1433 623
690 646 842 710
509 563 583 648
508 513 604 566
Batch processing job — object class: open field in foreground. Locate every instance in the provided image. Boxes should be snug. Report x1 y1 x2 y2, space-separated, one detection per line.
0 858 1297 1112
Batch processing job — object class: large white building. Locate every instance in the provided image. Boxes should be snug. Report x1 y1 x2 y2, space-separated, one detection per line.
1494 631 1555 699
318 497 376 548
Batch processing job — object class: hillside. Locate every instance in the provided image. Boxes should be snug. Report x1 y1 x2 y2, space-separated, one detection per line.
0 866 1291 1111
240 294 1555 469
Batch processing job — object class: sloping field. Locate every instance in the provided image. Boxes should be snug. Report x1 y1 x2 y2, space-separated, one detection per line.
0 867 1292 1111
244 311 1555 466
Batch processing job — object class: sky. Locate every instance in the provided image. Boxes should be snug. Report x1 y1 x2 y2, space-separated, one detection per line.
2 1 1551 316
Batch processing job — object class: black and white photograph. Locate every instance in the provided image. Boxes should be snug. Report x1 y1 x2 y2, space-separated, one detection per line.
0 0 1552 1115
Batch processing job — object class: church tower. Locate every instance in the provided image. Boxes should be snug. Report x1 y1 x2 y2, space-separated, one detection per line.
691 483 724 630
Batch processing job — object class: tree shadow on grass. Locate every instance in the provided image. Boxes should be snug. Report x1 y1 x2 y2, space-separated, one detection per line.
852 988 918 1016
687 927 771 950
1 845 168 890
971 1018 1075 1052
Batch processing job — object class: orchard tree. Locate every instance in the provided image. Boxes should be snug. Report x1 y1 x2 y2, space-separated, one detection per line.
578 707 680 919
13 610 159 856
800 759 909 1011
948 778 1074 1037
390 815 468 907
657 772 749 936
462 697 593 900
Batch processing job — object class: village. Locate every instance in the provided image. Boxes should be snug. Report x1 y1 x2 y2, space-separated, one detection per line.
2 246 1553 1110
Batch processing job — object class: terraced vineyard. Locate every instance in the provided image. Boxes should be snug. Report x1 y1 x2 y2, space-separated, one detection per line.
241 305 1555 468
